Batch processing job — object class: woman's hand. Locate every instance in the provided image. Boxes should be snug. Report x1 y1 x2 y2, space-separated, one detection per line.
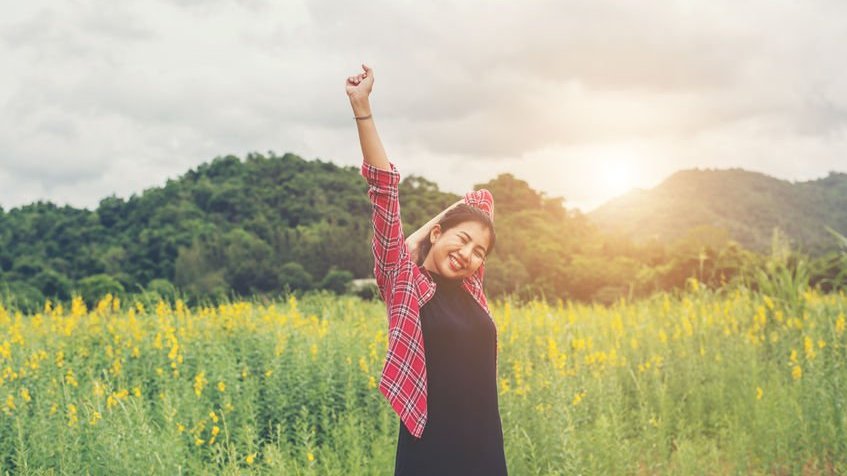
406 235 421 265
346 64 374 100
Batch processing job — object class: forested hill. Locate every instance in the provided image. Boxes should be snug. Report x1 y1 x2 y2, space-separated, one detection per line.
588 169 847 256
0 152 592 308
2 153 845 312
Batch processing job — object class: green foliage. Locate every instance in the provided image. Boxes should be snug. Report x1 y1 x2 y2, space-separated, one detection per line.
32 269 73 301
0 280 44 314
146 278 179 302
590 169 847 256
1 292 844 473
0 152 844 308
278 262 314 293
318 268 354 294
75 274 125 307
743 228 812 315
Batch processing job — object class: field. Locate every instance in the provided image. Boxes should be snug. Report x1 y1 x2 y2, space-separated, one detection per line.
0 284 845 475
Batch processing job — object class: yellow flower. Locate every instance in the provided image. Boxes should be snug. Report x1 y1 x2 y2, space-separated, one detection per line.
792 365 802 380
5 394 15 411
307 452 315 463
804 336 816 360
211 425 220 437
763 295 774 310
89 411 102 425
217 381 226 392
194 371 207 397
572 391 586 406
246 453 257 465
68 404 78 427
176 423 185 433
20 388 31 402
93 380 105 397
132 386 142 397
756 387 763 400
836 313 845 336
210 411 219 423
195 438 205 446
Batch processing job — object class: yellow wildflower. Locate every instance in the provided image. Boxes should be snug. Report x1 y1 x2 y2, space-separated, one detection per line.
572 391 586 406
246 453 257 465
194 371 207 397
792 365 802 380
217 381 226 392
68 404 78 427
756 387 763 400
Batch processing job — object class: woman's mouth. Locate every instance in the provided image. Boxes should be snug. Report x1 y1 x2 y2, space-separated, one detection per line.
449 254 464 271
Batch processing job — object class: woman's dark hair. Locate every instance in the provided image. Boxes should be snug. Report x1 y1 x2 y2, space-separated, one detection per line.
416 204 496 266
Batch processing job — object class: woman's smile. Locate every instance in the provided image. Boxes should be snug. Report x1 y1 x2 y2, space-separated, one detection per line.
448 254 465 272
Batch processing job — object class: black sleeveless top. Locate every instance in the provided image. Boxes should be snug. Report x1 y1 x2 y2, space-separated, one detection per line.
393 271 508 475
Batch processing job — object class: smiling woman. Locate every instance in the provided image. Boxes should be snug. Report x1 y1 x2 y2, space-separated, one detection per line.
346 63 508 475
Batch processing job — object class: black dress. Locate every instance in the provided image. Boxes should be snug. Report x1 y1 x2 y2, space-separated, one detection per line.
393 271 508 476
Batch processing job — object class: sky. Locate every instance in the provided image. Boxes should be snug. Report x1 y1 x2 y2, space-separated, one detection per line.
1 0 846 214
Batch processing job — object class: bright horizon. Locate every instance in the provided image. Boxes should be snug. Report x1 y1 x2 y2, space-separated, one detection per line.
2 1 846 214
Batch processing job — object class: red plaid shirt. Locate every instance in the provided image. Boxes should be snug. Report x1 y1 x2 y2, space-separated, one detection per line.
361 160 497 439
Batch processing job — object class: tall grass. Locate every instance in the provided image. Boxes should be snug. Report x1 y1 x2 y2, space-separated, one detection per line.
0 285 844 474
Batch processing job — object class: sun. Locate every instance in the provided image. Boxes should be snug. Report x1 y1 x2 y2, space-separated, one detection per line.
605 163 634 194
594 155 639 198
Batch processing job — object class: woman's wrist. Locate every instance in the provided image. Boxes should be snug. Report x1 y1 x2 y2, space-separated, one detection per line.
349 95 372 117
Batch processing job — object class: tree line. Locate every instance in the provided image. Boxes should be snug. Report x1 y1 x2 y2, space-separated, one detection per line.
1 152 845 313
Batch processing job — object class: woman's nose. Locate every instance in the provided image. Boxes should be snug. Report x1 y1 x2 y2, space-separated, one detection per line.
458 245 472 262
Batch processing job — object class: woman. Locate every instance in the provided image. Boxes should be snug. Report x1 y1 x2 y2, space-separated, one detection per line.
346 64 508 475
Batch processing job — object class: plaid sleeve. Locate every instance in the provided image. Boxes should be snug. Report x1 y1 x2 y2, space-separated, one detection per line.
361 161 411 302
463 188 495 223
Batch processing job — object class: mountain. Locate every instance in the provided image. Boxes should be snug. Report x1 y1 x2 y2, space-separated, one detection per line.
587 168 847 255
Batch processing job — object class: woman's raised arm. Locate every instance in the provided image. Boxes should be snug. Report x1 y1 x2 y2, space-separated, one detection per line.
349 64 410 300
346 64 390 171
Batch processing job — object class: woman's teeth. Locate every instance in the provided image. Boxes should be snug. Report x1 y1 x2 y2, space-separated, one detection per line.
450 255 463 270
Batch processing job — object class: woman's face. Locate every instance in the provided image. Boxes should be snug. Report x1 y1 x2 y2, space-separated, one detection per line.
422 220 492 280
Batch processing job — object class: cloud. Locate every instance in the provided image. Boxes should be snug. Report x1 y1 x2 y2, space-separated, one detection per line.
0 0 845 212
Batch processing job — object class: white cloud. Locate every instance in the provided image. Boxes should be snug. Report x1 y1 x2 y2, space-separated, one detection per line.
0 0 845 212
